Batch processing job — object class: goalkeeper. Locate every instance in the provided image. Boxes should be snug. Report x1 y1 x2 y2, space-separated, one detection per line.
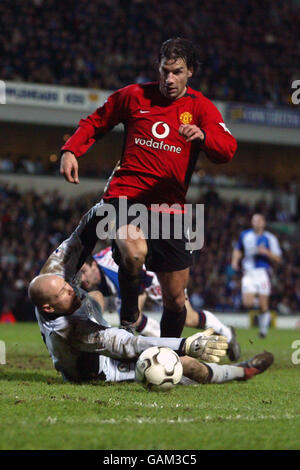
28 231 273 385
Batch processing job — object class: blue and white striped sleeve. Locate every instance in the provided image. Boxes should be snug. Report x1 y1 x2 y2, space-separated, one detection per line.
268 233 282 257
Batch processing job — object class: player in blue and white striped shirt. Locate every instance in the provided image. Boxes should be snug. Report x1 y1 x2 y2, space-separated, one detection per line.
231 214 282 337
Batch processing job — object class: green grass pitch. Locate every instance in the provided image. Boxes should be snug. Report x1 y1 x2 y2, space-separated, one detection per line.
0 322 300 450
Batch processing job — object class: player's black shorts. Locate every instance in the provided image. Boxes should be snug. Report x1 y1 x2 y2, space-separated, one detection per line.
104 197 193 272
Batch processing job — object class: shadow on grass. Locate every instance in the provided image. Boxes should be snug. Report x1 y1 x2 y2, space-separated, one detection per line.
0 369 124 386
0 369 63 384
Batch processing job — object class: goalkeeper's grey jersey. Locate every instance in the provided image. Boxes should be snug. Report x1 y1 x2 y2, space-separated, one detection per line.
35 287 110 381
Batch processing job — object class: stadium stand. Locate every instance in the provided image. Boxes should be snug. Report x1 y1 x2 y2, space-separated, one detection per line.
0 0 299 106
0 0 299 323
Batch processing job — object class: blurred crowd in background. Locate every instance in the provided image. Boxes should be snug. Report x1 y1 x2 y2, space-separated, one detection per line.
1 181 300 322
0 0 298 106
2 151 300 196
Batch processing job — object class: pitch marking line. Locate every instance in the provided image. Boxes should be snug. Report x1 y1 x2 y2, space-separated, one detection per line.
37 414 297 425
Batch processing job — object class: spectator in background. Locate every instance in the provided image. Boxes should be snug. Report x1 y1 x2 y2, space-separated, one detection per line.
293 279 300 310
0 1 298 107
202 184 220 206
0 156 14 173
277 296 292 315
0 304 16 323
189 288 205 311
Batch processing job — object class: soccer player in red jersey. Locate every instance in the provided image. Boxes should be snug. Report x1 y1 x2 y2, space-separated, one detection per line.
60 38 237 338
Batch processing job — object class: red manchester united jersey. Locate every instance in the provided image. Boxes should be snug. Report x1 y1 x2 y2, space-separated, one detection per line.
61 82 237 207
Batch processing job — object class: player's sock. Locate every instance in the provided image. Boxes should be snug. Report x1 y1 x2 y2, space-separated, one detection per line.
198 310 232 342
204 362 245 383
196 310 206 329
135 314 161 337
258 311 271 337
160 306 187 338
118 265 142 325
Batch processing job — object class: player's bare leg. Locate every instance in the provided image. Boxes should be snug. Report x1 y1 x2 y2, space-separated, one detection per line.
184 299 201 327
242 292 255 309
243 292 271 338
180 351 274 384
116 224 147 328
157 268 189 337
134 292 161 337
258 294 271 338
243 291 260 335
180 356 210 383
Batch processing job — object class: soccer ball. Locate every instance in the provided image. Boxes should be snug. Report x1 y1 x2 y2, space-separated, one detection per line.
135 346 183 391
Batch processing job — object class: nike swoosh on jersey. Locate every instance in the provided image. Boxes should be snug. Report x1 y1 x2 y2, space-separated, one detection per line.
139 110 150 113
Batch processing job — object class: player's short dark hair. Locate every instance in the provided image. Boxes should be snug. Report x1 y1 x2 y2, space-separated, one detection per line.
159 37 201 73
85 255 96 266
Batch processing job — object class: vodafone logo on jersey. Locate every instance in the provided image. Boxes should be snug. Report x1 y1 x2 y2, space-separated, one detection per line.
151 121 170 139
135 120 182 154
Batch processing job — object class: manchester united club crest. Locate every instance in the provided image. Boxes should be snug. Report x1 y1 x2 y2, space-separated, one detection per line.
180 112 193 124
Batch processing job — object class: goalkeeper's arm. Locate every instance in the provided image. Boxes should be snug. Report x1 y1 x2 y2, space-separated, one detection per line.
40 202 102 280
40 162 121 279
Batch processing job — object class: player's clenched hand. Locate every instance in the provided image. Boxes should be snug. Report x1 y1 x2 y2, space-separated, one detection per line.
184 328 228 363
231 261 240 272
60 151 79 184
179 124 205 143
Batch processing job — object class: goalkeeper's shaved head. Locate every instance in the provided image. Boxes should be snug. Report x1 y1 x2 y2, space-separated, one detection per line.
28 274 59 308
28 274 81 315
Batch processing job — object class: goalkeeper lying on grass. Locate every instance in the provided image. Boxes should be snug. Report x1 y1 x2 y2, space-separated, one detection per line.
28 206 274 385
